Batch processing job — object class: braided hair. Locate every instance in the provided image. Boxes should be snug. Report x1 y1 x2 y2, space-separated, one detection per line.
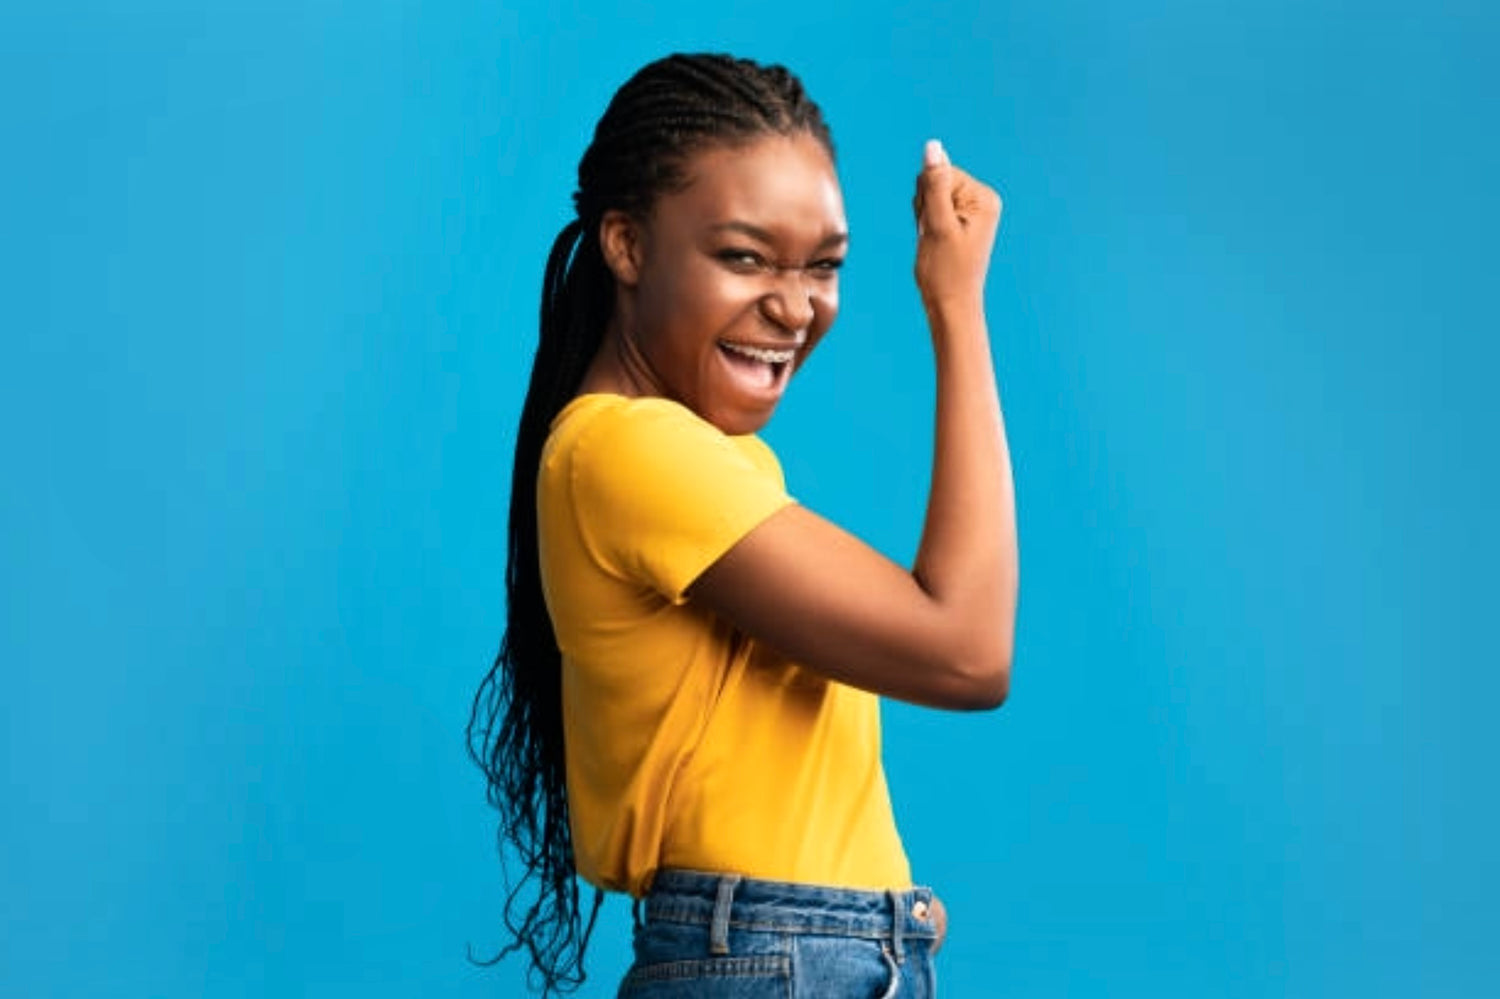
466 53 835 994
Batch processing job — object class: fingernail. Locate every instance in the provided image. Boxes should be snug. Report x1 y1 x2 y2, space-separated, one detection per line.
924 139 947 168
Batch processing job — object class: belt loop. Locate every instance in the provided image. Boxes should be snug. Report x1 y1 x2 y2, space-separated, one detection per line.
887 890 906 964
632 897 644 930
709 874 741 955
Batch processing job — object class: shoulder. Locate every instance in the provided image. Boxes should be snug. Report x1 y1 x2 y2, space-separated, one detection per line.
552 393 707 447
542 394 794 599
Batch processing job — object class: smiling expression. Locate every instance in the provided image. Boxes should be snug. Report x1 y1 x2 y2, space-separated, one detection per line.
588 131 847 436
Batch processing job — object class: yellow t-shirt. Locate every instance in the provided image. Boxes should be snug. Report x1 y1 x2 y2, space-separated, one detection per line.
537 393 912 898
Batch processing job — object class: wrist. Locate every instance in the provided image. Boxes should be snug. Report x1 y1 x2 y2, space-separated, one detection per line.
922 294 986 328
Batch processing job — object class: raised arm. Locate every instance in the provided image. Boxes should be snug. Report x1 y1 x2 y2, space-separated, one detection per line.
688 140 1018 710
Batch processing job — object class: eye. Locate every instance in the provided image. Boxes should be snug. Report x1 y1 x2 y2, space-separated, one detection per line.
808 257 845 278
716 248 769 272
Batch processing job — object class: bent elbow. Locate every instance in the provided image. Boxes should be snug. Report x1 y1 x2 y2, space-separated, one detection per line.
949 648 1010 711
965 663 1010 711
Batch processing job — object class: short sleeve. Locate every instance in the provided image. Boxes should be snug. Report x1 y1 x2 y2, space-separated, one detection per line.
567 399 795 603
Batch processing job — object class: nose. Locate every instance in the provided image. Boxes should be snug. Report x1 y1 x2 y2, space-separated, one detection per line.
760 267 815 334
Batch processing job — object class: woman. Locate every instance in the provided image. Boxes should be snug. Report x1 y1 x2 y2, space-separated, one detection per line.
470 53 1017 997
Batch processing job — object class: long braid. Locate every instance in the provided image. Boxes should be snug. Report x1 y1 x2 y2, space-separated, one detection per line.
466 53 834 995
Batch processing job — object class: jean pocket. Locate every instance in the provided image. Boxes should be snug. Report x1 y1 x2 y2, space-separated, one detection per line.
619 954 792 998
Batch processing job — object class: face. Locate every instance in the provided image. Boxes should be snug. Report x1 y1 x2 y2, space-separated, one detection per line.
600 132 847 436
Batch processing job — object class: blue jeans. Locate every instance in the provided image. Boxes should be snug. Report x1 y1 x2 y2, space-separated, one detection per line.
618 869 940 998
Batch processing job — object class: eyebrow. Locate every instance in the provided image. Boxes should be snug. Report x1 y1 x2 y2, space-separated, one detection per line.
709 221 849 250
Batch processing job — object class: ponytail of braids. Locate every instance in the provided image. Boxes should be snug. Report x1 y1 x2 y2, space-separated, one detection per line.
465 217 610 994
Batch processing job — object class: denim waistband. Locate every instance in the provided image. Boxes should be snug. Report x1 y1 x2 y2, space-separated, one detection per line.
641 868 938 959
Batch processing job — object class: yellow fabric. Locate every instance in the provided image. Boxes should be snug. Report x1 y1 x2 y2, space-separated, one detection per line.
537 393 912 898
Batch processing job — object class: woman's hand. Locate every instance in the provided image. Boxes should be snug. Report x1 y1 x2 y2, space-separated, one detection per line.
913 139 1003 317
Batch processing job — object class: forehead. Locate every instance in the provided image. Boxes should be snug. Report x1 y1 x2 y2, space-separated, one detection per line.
654 133 846 240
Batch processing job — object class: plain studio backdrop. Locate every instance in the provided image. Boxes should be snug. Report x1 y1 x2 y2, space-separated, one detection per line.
4 1 1497 996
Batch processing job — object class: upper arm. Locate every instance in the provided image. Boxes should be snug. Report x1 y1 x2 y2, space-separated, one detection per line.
687 502 1011 710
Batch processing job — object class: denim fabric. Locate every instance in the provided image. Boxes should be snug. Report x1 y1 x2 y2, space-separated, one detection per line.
618 869 940 998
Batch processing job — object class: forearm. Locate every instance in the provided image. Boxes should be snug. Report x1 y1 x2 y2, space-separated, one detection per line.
912 302 1019 674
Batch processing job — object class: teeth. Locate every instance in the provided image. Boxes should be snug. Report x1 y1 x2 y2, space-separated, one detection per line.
721 341 796 364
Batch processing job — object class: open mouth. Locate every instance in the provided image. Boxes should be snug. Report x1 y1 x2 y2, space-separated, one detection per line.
717 340 797 392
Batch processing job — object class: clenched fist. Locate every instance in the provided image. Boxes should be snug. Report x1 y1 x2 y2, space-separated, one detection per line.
913 139 1003 316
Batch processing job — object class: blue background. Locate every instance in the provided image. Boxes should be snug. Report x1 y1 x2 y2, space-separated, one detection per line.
5 1 1497 996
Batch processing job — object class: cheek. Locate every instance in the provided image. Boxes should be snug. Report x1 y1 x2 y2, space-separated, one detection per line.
812 283 839 332
801 285 839 357
635 276 698 355
659 266 743 327
640 269 687 321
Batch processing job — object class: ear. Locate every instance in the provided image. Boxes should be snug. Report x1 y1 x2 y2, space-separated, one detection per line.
598 209 645 287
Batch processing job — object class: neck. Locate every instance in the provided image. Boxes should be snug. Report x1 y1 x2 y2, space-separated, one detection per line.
577 313 661 400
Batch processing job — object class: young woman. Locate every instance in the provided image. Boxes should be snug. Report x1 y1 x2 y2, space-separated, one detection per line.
469 53 1017 997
